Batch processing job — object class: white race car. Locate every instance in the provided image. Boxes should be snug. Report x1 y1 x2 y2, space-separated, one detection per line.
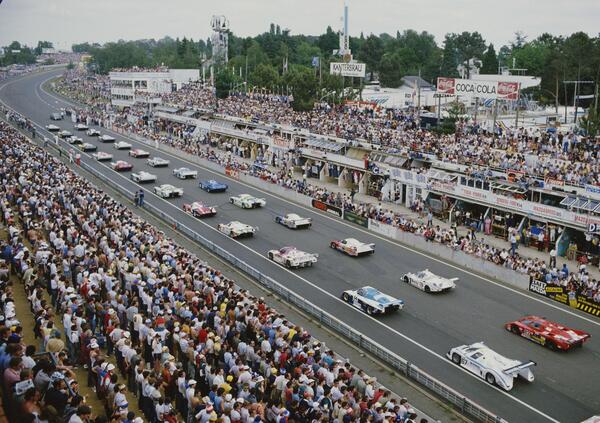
330 238 375 256
58 130 72 138
447 342 535 391
114 141 132 150
147 157 170 167
275 213 312 229
80 143 97 152
92 152 113 161
230 193 266 209
173 167 198 179
45 124 60 132
217 221 256 238
74 123 88 131
86 128 101 136
66 135 83 144
131 171 157 183
267 246 318 268
153 184 183 198
402 269 457 293
99 134 116 143
129 148 150 158
341 286 404 315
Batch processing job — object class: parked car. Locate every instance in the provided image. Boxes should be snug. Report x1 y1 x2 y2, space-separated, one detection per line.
74 123 88 131
58 130 72 138
66 135 83 145
93 152 113 161
80 143 97 152
50 113 63 121
330 238 375 256
45 124 60 132
99 134 116 143
129 148 150 158
114 141 132 150
86 128 101 136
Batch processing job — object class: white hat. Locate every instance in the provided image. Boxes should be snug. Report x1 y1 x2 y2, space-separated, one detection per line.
188 379 197 385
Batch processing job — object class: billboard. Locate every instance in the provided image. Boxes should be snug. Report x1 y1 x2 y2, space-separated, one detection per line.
330 62 366 78
436 77 520 100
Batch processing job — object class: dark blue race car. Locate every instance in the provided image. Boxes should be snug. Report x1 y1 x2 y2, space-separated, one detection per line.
199 179 228 193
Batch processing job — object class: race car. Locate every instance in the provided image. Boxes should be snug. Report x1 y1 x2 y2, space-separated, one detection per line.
131 171 157 183
199 179 228 193
341 286 404 315
402 269 457 293
93 152 113 161
217 221 256 238
111 161 133 171
129 148 150 158
275 213 312 229
147 157 170 167
267 246 318 268
99 134 116 143
230 194 266 209
74 123 88 131
153 184 183 198
330 238 375 256
173 167 198 179
50 113 63 121
447 342 535 391
58 130 72 138
183 202 217 218
66 135 83 145
114 141 132 150
505 315 591 351
45 124 60 131
80 143 97 152
86 128 101 136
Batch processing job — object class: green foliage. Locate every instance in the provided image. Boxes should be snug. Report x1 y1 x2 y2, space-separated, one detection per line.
66 61 75 70
283 66 318 111
440 32 486 78
481 44 498 74
215 67 240 99
580 108 600 138
358 35 384 80
0 41 36 65
249 63 280 90
34 41 53 55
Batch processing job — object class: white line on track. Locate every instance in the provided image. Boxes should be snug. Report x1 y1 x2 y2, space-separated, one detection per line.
34 73 600 330
0 72 563 422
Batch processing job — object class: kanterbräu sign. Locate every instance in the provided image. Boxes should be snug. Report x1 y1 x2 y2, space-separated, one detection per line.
436 77 520 100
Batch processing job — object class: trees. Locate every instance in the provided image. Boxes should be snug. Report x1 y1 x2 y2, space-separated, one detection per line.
440 32 487 78
283 66 318 111
34 41 53 55
359 34 384 80
0 41 36 65
481 44 498 74
250 63 280 90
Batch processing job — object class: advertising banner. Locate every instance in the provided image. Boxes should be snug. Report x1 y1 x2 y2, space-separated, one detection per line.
436 77 520 100
311 199 343 218
272 136 295 150
330 62 366 78
528 280 600 317
368 219 397 238
344 210 369 227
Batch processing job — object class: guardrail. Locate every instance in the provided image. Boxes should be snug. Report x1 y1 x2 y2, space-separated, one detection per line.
72 160 506 423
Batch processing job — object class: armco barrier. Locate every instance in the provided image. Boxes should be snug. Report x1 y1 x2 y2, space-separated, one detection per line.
72 160 506 423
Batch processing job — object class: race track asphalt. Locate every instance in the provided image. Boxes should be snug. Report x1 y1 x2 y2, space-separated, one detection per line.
2 69 599 423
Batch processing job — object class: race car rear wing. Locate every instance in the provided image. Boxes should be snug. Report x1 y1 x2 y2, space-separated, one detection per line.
503 360 536 376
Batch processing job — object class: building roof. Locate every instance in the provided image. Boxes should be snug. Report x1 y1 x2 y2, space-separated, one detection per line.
402 76 433 90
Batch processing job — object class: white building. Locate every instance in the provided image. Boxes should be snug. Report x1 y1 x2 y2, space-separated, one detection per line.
109 68 200 107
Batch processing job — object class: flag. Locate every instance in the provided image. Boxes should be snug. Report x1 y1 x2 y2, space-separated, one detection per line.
311 56 320 68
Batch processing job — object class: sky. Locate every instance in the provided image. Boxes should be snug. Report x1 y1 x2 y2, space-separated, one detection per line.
1 0 599 50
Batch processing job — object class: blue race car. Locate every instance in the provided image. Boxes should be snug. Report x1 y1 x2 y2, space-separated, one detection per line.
341 286 404 315
199 179 228 193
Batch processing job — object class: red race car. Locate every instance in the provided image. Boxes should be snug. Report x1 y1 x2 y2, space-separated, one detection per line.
111 160 133 171
505 315 591 351
183 201 217 218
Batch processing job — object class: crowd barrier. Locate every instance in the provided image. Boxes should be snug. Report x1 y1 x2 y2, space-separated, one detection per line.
528 280 600 317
